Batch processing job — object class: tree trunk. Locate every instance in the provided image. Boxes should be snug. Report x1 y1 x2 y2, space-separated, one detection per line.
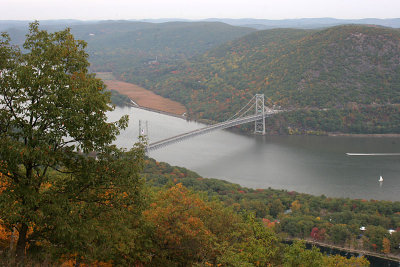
74 256 81 267
15 223 28 264
8 227 17 265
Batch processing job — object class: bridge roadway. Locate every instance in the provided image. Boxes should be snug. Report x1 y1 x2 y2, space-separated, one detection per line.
146 111 276 152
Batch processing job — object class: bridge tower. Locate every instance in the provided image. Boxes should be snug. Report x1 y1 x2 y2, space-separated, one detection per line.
139 120 149 142
254 94 266 135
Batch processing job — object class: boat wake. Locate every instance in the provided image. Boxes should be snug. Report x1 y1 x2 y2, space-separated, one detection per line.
346 153 400 156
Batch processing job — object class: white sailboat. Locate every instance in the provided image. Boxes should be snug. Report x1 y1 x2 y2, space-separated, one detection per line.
379 175 383 182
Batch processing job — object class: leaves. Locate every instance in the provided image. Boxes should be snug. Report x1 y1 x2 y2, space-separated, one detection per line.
0 22 145 264
122 25 400 134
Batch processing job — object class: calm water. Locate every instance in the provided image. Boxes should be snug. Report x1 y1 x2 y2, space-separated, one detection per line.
109 106 400 201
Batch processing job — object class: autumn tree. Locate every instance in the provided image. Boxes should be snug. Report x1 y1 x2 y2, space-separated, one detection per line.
382 237 391 254
144 184 281 266
0 22 146 264
322 254 369 267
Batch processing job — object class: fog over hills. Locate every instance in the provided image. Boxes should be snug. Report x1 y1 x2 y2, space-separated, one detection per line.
1 17 399 32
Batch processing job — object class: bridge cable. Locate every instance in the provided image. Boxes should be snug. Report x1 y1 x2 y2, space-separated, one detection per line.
237 102 256 119
227 95 256 121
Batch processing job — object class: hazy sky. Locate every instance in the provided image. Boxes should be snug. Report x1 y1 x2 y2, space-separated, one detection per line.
2 0 399 20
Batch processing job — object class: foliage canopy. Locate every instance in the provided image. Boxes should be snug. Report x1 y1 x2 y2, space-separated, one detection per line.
0 22 145 264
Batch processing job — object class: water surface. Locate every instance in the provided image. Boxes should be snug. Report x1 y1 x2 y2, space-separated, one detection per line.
109 106 400 201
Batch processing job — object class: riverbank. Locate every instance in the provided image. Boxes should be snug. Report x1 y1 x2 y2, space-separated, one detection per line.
285 237 400 263
99 74 400 138
97 72 187 116
329 133 400 137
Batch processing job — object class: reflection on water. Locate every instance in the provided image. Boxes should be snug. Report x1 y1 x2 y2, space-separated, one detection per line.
109 106 400 201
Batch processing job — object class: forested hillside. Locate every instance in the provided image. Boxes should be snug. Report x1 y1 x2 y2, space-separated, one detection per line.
122 25 400 134
74 21 256 73
1 22 396 266
4 20 255 80
143 158 400 261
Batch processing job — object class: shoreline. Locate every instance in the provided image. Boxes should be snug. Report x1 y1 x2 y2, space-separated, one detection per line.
130 105 400 139
329 133 400 137
133 104 187 120
129 105 400 138
285 237 400 263
100 76 187 116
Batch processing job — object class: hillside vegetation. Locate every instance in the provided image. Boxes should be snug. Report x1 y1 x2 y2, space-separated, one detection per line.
143 158 400 262
123 25 400 134
4 20 255 83
75 21 256 73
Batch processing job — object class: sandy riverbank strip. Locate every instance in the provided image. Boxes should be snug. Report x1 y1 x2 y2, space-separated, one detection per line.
101 78 187 116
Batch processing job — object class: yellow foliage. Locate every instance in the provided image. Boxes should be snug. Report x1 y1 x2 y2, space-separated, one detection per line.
323 254 369 266
291 200 301 212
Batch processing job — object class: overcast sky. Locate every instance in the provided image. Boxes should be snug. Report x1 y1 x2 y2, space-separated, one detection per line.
2 0 399 21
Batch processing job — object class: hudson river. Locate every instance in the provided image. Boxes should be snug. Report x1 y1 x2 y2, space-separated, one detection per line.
109 106 400 201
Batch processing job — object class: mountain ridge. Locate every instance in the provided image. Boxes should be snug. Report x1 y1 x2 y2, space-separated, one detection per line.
122 24 400 134
1 17 399 32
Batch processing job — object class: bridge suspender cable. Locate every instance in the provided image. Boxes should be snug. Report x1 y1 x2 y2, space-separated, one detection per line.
145 94 281 152
228 95 256 121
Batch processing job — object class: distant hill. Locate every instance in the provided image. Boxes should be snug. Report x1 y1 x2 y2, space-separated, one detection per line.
124 25 400 134
77 21 256 73
202 18 400 29
136 18 400 29
1 20 255 74
3 21 399 134
0 19 97 31
3 17 399 33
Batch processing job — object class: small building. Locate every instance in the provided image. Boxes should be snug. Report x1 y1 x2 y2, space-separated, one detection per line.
388 229 396 235
284 209 292 215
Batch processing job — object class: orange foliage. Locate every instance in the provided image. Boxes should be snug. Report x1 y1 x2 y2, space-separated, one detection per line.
262 218 276 229
144 184 214 259
0 221 12 249
0 168 11 194
382 237 391 254
0 169 13 248
61 259 113 267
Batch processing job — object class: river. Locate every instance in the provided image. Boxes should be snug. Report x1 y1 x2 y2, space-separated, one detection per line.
108 106 400 202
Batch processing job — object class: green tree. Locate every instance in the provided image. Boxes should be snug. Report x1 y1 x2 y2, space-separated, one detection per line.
329 224 350 245
269 198 285 218
284 240 323 267
0 22 145 264
364 225 389 251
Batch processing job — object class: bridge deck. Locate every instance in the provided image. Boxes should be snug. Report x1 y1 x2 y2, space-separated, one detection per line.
146 111 277 151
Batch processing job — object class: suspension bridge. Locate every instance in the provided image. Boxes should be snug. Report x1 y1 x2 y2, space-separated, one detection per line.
142 94 282 152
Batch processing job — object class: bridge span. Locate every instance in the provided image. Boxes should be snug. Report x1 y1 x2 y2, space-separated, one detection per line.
147 112 277 151
145 94 280 152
